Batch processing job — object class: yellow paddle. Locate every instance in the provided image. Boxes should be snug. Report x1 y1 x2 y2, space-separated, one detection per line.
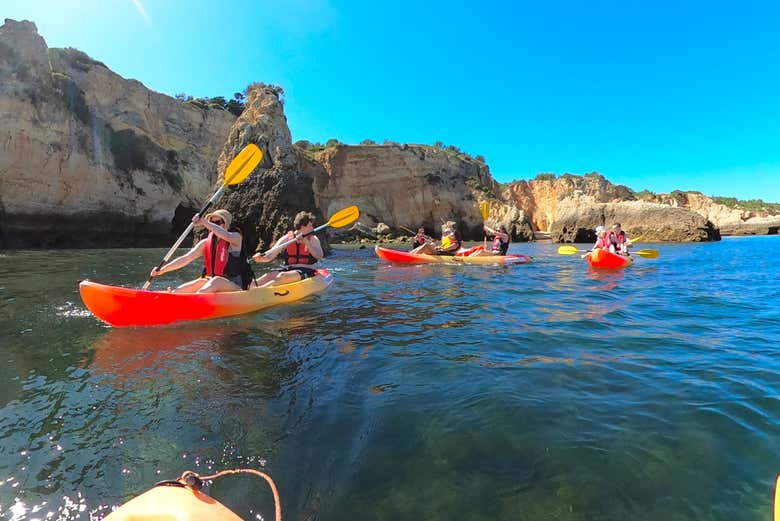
261 205 360 256
480 201 489 249
774 474 780 521
557 245 659 259
143 144 263 289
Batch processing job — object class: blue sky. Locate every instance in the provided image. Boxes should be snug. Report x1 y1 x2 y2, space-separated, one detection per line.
5 0 780 201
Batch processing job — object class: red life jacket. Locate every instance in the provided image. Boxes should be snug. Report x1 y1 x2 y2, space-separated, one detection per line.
283 231 317 265
609 231 626 245
203 232 230 276
595 235 611 249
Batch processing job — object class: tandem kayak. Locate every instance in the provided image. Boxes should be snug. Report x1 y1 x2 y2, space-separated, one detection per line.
586 249 633 269
79 269 333 327
375 246 531 265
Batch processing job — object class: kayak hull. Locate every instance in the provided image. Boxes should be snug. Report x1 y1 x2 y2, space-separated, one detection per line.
586 249 633 269
375 246 531 265
79 269 333 327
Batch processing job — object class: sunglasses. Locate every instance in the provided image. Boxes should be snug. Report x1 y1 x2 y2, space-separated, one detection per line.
210 219 224 225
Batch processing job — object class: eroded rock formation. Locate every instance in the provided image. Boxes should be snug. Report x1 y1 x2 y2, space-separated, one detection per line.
0 19 234 248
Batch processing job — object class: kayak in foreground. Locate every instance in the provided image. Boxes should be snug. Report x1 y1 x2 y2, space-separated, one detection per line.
586 249 634 269
375 246 531 265
79 269 333 327
105 469 280 521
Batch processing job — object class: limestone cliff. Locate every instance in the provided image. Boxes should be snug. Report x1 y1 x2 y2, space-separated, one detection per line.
0 19 234 248
211 83 320 252
299 144 534 241
639 191 780 235
549 197 720 243
502 173 635 231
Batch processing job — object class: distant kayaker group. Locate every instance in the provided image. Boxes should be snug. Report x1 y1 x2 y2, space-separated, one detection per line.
584 223 633 258
147 207 640 296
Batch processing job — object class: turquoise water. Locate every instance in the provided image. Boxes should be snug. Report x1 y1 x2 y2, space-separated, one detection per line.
0 236 779 520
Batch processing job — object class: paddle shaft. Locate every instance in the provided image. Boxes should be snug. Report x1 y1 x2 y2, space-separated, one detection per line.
143 185 226 290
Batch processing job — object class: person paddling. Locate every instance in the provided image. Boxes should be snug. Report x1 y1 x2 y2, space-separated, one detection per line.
582 225 611 258
485 224 510 255
149 209 251 293
609 222 632 256
252 211 324 287
412 223 461 255
411 227 431 250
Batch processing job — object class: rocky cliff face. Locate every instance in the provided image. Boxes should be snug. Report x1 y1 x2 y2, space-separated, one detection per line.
211 84 320 252
549 197 720 242
642 192 780 235
0 19 234 248
502 173 635 231
300 144 535 241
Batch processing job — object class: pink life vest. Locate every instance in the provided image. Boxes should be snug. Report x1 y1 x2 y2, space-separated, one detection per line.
595 235 611 249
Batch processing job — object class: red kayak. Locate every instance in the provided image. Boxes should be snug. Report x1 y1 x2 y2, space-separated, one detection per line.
375 246 532 265
586 249 633 269
79 269 333 327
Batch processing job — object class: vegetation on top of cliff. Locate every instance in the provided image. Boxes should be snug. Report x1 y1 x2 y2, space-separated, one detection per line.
55 47 108 71
466 177 499 200
294 139 342 158
176 92 246 116
174 82 285 117
712 196 780 212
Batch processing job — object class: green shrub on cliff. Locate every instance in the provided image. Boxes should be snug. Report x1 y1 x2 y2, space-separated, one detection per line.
535 173 556 181
712 196 780 212
634 189 656 200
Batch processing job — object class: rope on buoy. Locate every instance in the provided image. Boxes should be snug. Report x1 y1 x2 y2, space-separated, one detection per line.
178 468 282 521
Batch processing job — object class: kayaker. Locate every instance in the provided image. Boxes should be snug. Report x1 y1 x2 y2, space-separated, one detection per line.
411 227 431 249
582 225 611 258
485 223 510 255
149 209 251 293
252 211 324 287
411 223 461 255
609 223 632 256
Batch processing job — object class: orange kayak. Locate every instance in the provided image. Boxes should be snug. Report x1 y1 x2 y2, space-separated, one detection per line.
586 249 633 269
375 246 531 265
79 269 333 327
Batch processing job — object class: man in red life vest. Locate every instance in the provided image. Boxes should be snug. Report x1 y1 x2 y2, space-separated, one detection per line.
149 209 249 293
252 211 324 287
608 222 632 256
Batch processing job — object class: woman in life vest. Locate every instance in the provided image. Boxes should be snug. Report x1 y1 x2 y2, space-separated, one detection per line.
149 209 248 293
411 223 461 255
469 224 510 257
582 225 611 258
252 211 324 287
608 222 632 255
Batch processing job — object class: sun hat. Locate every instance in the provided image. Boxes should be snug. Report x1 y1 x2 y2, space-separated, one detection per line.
595 225 606 234
206 209 232 229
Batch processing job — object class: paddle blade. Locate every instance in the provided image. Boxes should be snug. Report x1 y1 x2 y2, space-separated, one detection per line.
224 144 263 186
635 249 659 259
327 205 360 228
557 245 581 255
480 201 489 220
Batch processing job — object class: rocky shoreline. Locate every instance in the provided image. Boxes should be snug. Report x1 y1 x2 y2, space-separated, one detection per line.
1 18 778 250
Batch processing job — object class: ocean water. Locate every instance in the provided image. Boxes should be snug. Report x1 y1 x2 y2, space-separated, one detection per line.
0 236 779 520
